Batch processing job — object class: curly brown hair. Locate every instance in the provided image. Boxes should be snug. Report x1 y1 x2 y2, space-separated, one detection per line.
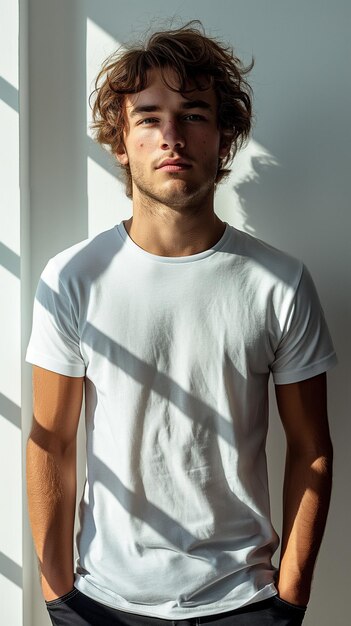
89 20 254 199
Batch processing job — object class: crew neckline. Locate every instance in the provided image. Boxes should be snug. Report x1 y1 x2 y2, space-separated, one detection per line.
115 220 231 264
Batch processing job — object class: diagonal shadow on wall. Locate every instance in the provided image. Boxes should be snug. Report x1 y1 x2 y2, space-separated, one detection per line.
0 76 19 112
0 242 20 279
0 393 21 429
0 551 22 588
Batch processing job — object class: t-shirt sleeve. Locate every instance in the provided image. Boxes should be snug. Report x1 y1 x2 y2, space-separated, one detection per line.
25 259 86 377
271 264 337 384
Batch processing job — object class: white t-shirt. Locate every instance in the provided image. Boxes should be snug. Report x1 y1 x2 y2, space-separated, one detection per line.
26 221 337 619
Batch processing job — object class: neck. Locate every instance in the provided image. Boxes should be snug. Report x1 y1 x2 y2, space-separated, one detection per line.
123 203 225 257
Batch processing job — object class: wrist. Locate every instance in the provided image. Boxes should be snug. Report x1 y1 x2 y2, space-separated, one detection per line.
41 574 75 602
276 578 310 607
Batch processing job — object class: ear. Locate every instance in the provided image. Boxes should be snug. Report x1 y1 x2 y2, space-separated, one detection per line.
218 131 232 159
115 142 129 166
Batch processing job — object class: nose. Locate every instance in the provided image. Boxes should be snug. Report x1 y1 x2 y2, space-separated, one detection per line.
160 120 185 151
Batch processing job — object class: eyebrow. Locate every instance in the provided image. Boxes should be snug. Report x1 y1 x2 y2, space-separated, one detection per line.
129 99 213 118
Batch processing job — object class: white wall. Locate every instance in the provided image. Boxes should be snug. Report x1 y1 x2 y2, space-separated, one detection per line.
0 1 26 624
5 0 348 624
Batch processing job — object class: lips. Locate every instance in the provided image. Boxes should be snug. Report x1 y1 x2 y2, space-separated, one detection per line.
156 159 191 169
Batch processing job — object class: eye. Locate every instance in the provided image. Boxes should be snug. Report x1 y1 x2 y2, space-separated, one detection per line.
137 114 206 125
184 114 206 121
139 117 159 125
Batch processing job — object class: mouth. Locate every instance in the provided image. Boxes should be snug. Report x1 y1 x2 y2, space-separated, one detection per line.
157 164 192 172
156 158 192 172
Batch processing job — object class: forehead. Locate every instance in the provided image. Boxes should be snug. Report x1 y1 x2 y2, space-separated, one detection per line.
123 67 217 116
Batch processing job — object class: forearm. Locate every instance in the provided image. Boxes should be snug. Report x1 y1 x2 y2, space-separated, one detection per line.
26 434 77 601
277 445 333 605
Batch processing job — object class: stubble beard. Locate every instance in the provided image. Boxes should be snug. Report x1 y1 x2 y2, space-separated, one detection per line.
130 162 217 214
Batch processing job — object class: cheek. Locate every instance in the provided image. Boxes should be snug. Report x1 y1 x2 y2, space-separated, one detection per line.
136 139 153 151
198 131 220 150
199 137 219 155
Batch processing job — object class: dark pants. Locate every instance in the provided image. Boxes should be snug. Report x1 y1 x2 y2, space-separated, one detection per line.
46 589 306 625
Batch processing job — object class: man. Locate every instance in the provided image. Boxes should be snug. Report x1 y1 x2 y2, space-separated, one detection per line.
26 21 337 626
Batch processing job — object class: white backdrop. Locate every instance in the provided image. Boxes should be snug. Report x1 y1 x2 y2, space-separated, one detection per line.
9 1 350 624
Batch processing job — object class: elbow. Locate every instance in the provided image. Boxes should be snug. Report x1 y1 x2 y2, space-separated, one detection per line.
312 449 333 479
319 434 333 469
306 438 333 481
288 437 333 475
27 419 76 457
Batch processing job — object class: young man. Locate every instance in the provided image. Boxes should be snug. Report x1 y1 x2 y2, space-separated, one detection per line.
26 22 337 626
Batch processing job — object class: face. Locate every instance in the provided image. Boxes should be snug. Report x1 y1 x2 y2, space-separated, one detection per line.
116 67 230 208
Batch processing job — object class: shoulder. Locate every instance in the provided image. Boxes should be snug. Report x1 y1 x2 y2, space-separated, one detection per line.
229 226 304 291
40 225 120 290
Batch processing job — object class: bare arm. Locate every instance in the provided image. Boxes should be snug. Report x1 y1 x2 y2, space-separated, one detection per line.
26 365 84 601
274 372 333 606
